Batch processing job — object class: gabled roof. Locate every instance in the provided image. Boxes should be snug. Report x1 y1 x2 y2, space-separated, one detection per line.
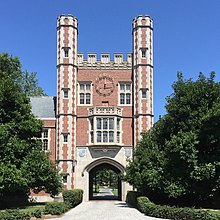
30 96 56 119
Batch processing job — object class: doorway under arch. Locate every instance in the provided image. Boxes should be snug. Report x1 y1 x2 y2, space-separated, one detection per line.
83 157 125 201
89 163 122 200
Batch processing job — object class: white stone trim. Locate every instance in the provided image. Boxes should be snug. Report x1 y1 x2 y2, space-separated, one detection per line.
67 161 72 189
36 117 55 120
68 66 73 113
60 28 65 62
67 117 73 158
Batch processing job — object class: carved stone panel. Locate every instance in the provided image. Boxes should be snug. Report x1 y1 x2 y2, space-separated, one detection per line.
89 146 121 159
78 147 86 158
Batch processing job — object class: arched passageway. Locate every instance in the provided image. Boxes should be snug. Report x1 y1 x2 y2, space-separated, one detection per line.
82 157 125 201
80 157 127 201
89 163 122 200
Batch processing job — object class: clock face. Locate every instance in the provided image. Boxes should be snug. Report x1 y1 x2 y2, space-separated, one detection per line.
95 74 115 96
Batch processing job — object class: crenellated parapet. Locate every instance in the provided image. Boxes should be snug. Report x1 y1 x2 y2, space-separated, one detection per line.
57 14 78 28
77 53 132 69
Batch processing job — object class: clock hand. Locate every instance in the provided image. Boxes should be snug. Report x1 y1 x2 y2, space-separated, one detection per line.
104 86 113 89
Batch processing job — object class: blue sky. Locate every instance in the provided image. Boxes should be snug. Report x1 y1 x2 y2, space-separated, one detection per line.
0 0 220 121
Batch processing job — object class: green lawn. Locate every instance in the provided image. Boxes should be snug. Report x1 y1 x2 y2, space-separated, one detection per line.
207 209 220 216
111 188 118 196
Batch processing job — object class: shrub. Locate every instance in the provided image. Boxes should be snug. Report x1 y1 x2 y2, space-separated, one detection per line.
136 196 220 220
0 209 30 220
137 196 152 213
63 189 83 208
126 191 141 208
44 202 68 215
31 209 42 218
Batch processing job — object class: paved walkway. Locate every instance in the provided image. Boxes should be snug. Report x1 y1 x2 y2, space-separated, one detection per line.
50 201 168 220
93 187 118 200
97 187 113 196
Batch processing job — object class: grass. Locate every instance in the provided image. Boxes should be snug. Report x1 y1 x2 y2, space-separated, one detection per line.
111 188 118 196
206 209 220 216
198 208 220 216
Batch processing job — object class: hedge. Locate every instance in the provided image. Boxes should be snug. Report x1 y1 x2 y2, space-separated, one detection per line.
31 208 43 218
126 191 142 208
0 209 30 220
136 196 220 220
63 189 83 208
0 189 84 219
44 189 83 215
44 202 69 215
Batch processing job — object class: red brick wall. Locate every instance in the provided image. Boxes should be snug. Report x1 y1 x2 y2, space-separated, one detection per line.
76 69 133 147
43 119 56 162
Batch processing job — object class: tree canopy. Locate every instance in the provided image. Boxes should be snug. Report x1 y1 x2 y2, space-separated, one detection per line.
0 53 61 200
21 71 47 96
125 72 220 208
0 53 46 96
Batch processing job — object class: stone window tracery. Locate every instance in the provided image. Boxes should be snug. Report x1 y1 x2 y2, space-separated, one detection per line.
88 107 122 145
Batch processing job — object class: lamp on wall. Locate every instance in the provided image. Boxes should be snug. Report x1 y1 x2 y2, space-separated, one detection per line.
72 159 77 171
57 159 77 172
72 160 77 169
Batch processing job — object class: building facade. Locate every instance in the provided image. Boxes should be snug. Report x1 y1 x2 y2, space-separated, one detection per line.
31 14 153 201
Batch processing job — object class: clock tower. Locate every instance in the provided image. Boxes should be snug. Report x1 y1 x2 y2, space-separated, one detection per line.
55 14 153 201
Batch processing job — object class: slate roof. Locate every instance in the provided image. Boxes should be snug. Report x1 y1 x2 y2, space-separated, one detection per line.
30 96 56 118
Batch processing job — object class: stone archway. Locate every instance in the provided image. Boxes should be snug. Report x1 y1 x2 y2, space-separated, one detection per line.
82 157 125 201
89 163 121 200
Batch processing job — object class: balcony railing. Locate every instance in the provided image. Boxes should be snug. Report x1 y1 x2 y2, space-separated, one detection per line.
89 106 122 116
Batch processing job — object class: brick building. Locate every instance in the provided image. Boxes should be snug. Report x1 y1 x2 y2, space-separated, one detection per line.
31 14 153 201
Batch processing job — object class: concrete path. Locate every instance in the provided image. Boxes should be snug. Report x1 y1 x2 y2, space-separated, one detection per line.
93 187 118 200
50 201 168 220
97 187 113 196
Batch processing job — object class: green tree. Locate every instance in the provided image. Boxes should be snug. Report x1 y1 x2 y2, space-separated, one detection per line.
21 71 47 96
0 53 62 201
96 169 118 187
125 72 220 207
0 52 46 96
